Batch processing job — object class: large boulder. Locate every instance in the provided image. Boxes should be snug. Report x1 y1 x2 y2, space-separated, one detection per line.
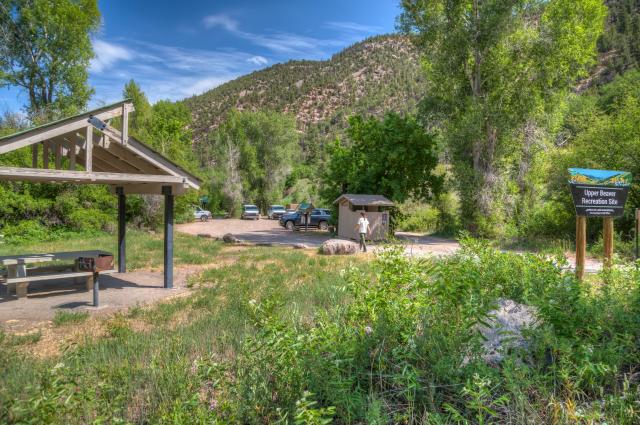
222 233 241 244
476 298 540 365
320 239 359 255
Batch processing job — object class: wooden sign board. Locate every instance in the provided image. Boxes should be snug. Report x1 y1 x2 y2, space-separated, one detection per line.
568 168 632 278
569 168 632 217
570 185 629 217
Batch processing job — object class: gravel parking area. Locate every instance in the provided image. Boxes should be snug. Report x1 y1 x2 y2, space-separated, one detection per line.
177 218 464 253
177 219 603 272
177 218 332 247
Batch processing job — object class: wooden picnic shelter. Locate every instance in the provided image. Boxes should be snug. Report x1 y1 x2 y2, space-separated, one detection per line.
0 100 200 299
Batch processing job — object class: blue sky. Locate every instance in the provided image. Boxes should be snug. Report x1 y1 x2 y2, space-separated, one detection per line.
0 0 400 114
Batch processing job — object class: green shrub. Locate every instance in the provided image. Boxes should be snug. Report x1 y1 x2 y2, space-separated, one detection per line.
591 231 636 260
215 241 640 423
519 200 574 240
396 201 439 233
67 209 114 233
1 219 50 244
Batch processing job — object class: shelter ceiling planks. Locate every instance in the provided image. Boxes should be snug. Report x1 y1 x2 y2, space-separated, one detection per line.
0 100 201 194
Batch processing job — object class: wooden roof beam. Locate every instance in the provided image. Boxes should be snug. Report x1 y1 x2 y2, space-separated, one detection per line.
0 167 186 185
105 141 165 174
0 102 132 155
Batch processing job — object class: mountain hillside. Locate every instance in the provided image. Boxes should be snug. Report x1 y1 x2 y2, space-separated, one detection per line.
183 35 425 154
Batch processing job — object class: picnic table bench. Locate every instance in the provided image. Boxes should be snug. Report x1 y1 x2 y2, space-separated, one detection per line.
0 250 115 305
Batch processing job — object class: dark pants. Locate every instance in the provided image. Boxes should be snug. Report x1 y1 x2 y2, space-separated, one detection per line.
359 233 367 252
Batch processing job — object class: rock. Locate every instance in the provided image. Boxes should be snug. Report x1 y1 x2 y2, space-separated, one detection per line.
292 243 307 249
476 298 539 365
320 239 359 255
222 233 241 244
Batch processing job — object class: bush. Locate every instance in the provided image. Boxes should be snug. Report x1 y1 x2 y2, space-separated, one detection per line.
213 241 640 423
519 200 574 240
396 201 439 233
67 209 114 233
1 220 50 244
591 230 636 260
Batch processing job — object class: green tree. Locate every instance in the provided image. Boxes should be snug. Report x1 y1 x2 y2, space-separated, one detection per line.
146 101 195 170
208 110 298 214
123 79 152 131
399 0 606 235
321 113 442 205
599 0 640 74
0 0 100 119
548 71 640 237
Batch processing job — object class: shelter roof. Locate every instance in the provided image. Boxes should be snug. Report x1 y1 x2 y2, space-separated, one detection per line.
0 100 200 195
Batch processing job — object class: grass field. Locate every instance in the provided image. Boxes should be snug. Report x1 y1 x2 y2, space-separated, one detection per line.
0 229 222 271
1 233 640 423
0 235 366 424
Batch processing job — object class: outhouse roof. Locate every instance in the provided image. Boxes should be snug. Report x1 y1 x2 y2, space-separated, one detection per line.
334 194 394 207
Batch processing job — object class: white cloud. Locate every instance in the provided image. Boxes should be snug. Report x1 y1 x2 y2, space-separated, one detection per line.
325 21 381 33
202 14 239 31
201 13 346 58
247 55 268 66
90 40 133 73
88 39 257 104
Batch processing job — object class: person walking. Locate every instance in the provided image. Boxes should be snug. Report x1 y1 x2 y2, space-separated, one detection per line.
355 211 370 252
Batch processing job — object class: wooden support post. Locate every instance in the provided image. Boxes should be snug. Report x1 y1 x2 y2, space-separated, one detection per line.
576 216 587 281
43 141 49 169
117 187 126 273
163 185 174 289
31 143 38 168
635 208 640 261
15 263 27 298
121 104 129 145
55 142 62 169
85 126 93 172
69 142 76 170
603 217 614 268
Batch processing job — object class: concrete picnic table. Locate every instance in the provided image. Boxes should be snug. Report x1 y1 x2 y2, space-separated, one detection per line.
0 250 115 305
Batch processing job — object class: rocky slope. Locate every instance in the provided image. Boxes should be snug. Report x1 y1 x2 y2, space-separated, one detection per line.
183 34 425 149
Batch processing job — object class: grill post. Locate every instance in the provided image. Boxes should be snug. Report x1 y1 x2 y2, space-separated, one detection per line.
93 272 99 307
163 186 174 289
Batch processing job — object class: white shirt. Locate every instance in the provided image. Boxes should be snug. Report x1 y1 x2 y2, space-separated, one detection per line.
357 217 369 234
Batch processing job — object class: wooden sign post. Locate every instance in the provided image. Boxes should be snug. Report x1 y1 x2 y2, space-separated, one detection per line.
635 209 640 261
575 216 587 281
569 168 632 280
603 217 614 268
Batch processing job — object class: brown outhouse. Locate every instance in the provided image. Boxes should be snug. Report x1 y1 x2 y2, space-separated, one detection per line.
334 194 394 241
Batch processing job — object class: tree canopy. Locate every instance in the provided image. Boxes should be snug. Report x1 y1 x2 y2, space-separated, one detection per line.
0 0 100 119
322 113 442 205
400 0 606 235
207 110 299 215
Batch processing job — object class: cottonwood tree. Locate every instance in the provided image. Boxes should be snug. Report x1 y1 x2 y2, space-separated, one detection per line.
208 110 298 215
0 0 100 119
322 113 442 205
399 0 606 235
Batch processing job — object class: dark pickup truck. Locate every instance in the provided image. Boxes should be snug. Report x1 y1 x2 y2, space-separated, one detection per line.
279 209 331 231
